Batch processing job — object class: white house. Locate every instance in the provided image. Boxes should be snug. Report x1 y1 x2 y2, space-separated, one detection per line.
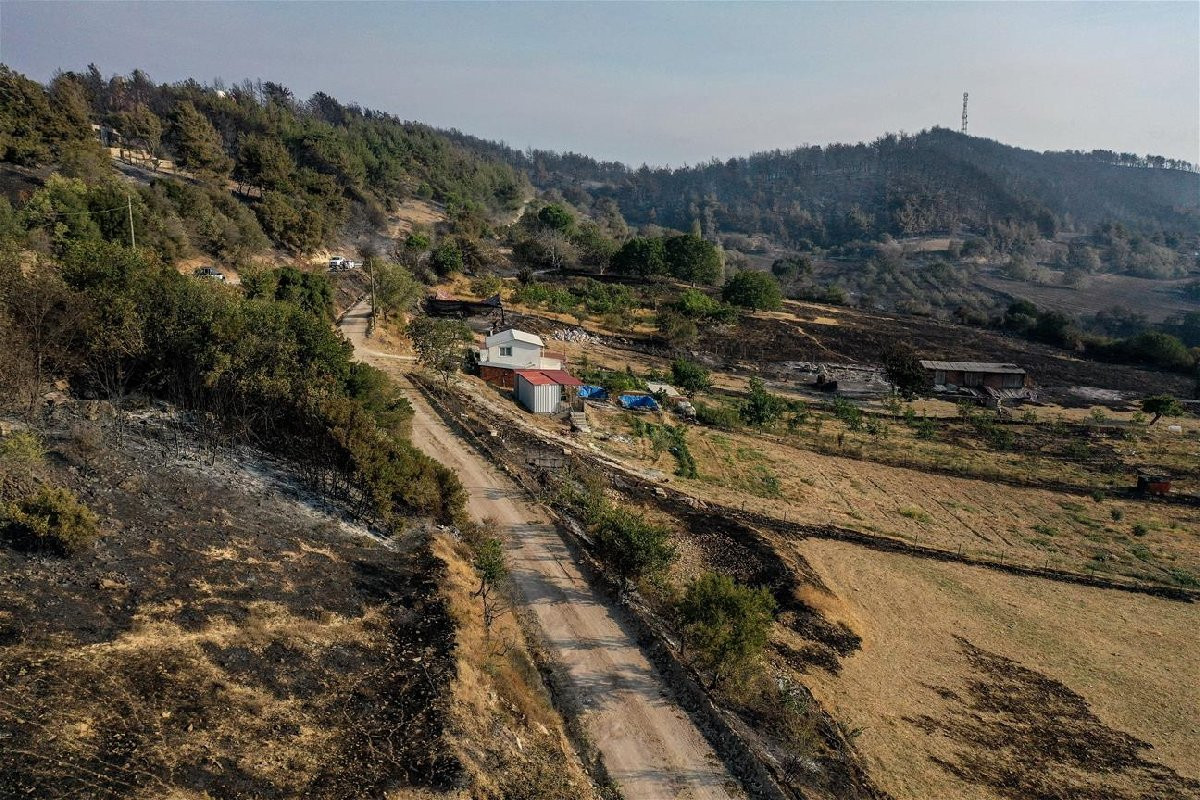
477 329 563 387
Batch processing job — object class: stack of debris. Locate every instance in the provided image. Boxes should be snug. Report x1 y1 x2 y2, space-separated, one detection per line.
551 327 603 344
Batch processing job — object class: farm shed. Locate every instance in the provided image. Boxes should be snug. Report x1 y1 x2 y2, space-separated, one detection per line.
515 370 583 414
920 361 1031 390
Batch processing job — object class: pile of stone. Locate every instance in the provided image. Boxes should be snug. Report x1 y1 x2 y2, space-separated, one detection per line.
551 327 602 344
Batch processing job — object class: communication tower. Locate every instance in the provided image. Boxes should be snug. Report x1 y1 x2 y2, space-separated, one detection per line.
961 92 969 134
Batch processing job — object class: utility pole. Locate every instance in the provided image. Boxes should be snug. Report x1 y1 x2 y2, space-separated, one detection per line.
126 194 136 249
961 92 969 135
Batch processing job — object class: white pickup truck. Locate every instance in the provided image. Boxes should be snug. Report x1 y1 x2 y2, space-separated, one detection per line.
328 256 361 272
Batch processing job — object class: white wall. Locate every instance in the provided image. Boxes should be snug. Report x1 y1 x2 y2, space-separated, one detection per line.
516 376 563 413
479 339 543 368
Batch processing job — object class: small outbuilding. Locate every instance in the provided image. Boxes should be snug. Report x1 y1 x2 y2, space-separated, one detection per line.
515 369 583 414
920 361 1031 390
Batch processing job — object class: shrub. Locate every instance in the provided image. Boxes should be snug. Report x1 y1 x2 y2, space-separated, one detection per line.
722 270 783 310
696 402 741 430
593 506 676 581
671 358 711 396
741 377 787 427
2 485 99 554
679 573 776 689
0 430 46 473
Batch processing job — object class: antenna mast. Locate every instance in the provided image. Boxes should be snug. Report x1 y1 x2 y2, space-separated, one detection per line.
961 92 969 134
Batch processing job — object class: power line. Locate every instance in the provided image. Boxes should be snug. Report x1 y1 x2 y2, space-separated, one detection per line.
25 203 130 219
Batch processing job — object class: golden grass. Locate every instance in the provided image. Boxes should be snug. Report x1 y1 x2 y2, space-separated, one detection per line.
790 539 1200 800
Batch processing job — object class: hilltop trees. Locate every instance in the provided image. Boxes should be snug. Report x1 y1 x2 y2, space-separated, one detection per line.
609 233 722 285
612 236 666 277
664 234 722 285
169 100 233 182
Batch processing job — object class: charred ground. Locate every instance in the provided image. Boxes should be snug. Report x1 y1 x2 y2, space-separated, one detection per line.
0 413 460 800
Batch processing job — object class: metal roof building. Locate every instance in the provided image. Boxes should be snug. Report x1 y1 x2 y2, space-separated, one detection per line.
514 369 583 413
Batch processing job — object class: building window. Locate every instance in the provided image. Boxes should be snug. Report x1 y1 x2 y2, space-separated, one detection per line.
499 346 512 357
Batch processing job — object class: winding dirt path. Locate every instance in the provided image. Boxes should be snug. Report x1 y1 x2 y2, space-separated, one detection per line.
339 300 741 800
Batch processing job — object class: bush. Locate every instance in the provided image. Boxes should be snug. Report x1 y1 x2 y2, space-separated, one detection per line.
740 377 787 427
593 506 675 581
679 573 776 689
2 485 99 554
671 358 711 395
0 430 46 473
696 401 741 429
722 270 782 310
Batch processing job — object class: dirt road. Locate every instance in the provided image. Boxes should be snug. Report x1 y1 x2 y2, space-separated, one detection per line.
339 300 741 800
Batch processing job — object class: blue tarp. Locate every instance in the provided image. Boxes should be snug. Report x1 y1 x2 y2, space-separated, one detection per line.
578 385 608 401
618 394 659 411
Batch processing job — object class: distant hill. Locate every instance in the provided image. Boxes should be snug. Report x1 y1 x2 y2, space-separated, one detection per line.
448 127 1200 247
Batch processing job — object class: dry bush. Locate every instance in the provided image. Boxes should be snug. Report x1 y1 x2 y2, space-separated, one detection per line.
2 484 99 554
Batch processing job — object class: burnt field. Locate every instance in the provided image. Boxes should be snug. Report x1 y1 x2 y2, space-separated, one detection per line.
0 418 459 800
699 302 1194 403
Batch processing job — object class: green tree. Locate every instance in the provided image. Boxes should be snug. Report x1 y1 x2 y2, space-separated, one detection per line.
671 358 711 396
114 104 164 162
273 266 334 319
473 535 508 640
722 270 782 310
234 133 294 192
406 316 473 385
678 573 776 689
374 260 424 322
169 100 232 182
611 236 667 277
430 240 464 277
665 234 722 285
881 341 926 398
536 203 574 233
740 377 786 427
1142 394 1182 424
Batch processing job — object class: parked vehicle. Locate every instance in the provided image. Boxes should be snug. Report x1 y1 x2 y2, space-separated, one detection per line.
328 256 361 272
192 267 226 282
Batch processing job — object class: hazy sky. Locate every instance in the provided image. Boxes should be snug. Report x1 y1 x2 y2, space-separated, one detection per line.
2 1 1197 166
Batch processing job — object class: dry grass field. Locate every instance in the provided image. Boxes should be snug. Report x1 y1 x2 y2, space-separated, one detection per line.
789 539 1200 800
570 404 1200 588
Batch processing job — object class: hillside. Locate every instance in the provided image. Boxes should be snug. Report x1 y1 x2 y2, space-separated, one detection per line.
0 65 527 257
451 127 1199 245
